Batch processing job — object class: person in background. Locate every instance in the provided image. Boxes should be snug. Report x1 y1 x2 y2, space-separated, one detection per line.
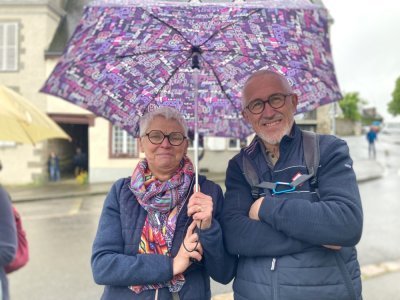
222 70 363 300
47 151 60 181
366 126 378 159
91 106 236 300
0 161 18 300
73 147 87 177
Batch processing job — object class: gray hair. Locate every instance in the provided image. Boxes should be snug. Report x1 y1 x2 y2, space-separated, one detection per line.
241 70 292 109
139 106 188 137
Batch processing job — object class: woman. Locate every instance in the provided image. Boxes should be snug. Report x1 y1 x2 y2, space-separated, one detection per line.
91 107 236 299
0 186 17 300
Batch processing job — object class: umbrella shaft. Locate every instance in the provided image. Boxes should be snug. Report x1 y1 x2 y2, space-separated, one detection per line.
193 68 200 192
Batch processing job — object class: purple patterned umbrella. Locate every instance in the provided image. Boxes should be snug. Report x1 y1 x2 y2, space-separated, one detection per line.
41 0 341 139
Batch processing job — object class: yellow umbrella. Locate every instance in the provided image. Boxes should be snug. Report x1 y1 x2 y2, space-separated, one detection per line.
0 85 70 144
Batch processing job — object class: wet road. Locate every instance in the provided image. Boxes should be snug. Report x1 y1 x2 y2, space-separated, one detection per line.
8 135 400 300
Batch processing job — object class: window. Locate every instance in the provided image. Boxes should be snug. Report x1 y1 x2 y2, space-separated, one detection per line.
0 22 19 71
227 138 240 150
111 125 139 158
227 138 247 150
187 130 204 150
0 141 16 148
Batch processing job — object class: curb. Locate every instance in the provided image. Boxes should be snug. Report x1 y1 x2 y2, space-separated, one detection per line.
11 189 110 203
212 292 233 300
361 260 400 280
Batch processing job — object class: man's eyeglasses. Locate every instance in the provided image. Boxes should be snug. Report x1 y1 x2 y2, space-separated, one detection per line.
245 93 294 114
144 130 187 146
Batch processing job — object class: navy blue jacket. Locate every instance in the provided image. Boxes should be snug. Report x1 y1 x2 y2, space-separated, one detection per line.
222 124 363 300
92 175 236 300
0 187 17 300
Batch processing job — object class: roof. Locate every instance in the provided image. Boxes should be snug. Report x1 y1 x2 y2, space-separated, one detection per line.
0 0 63 8
46 0 91 56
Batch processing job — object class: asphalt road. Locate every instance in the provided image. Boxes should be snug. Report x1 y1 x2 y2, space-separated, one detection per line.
7 135 400 300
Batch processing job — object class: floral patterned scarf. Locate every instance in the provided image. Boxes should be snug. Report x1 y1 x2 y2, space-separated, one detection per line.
129 156 194 294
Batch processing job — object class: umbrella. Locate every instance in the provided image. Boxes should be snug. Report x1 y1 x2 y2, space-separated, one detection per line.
0 85 71 145
40 0 342 183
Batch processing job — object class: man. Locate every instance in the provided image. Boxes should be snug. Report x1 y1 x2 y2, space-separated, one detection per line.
366 127 378 159
47 151 60 181
222 70 363 300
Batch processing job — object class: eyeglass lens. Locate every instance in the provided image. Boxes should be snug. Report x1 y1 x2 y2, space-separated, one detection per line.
247 93 290 114
147 130 185 146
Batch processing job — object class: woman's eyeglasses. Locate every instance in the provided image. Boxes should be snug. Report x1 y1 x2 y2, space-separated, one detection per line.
144 130 186 146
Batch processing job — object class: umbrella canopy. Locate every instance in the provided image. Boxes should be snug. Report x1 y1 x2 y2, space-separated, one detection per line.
0 85 71 145
41 0 342 140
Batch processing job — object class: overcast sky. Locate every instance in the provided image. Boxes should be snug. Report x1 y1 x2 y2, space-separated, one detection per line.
323 0 400 120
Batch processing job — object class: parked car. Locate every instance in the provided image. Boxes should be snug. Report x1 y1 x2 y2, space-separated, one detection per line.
380 120 400 144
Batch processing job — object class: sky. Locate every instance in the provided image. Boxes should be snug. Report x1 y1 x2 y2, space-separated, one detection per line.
323 0 400 120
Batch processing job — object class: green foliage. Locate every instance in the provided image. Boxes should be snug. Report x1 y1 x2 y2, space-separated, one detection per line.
339 92 363 121
388 77 400 116
361 115 383 126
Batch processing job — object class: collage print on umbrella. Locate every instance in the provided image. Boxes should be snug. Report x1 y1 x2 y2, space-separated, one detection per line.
41 0 342 159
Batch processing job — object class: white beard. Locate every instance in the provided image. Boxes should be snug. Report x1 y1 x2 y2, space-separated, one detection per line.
258 120 293 145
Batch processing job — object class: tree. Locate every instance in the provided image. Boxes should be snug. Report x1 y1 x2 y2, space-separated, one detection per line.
388 76 400 116
339 92 363 121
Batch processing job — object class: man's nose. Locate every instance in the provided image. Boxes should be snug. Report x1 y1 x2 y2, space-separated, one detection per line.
261 102 276 117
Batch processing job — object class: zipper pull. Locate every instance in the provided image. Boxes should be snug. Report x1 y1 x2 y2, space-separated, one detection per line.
271 258 276 271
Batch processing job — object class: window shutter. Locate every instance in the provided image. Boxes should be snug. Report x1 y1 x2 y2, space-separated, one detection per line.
6 23 17 70
0 22 18 71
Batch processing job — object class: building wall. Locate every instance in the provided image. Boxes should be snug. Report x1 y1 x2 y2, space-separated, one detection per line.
44 58 92 114
187 136 248 173
317 104 333 134
88 118 141 183
0 4 63 184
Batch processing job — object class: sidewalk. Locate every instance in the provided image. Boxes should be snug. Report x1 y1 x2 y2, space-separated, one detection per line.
6 158 383 203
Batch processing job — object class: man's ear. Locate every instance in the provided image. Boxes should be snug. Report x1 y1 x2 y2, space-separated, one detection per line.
242 109 249 122
291 93 299 108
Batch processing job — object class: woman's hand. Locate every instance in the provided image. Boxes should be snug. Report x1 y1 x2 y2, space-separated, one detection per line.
187 187 213 229
173 222 203 275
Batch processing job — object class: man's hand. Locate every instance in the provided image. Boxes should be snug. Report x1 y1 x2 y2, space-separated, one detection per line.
323 245 342 250
249 197 264 220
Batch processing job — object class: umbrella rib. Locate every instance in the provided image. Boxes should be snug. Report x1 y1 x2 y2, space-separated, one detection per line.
203 49 313 73
140 7 192 46
199 8 263 47
200 57 242 116
140 55 192 113
116 49 186 59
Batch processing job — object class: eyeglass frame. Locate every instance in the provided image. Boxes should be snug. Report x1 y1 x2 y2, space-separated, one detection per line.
244 93 294 114
143 130 187 146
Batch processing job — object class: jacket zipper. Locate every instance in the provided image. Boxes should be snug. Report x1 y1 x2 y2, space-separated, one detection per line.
271 258 276 271
271 258 278 300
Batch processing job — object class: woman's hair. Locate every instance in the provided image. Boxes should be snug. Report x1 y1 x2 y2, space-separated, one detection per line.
139 106 189 137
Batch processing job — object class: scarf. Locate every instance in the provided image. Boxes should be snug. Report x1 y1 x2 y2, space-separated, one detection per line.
129 156 194 294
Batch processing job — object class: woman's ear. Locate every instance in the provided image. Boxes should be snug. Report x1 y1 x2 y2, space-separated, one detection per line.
184 139 189 155
138 138 145 153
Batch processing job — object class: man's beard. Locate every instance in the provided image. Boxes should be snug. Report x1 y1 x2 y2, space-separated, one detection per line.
258 119 293 145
